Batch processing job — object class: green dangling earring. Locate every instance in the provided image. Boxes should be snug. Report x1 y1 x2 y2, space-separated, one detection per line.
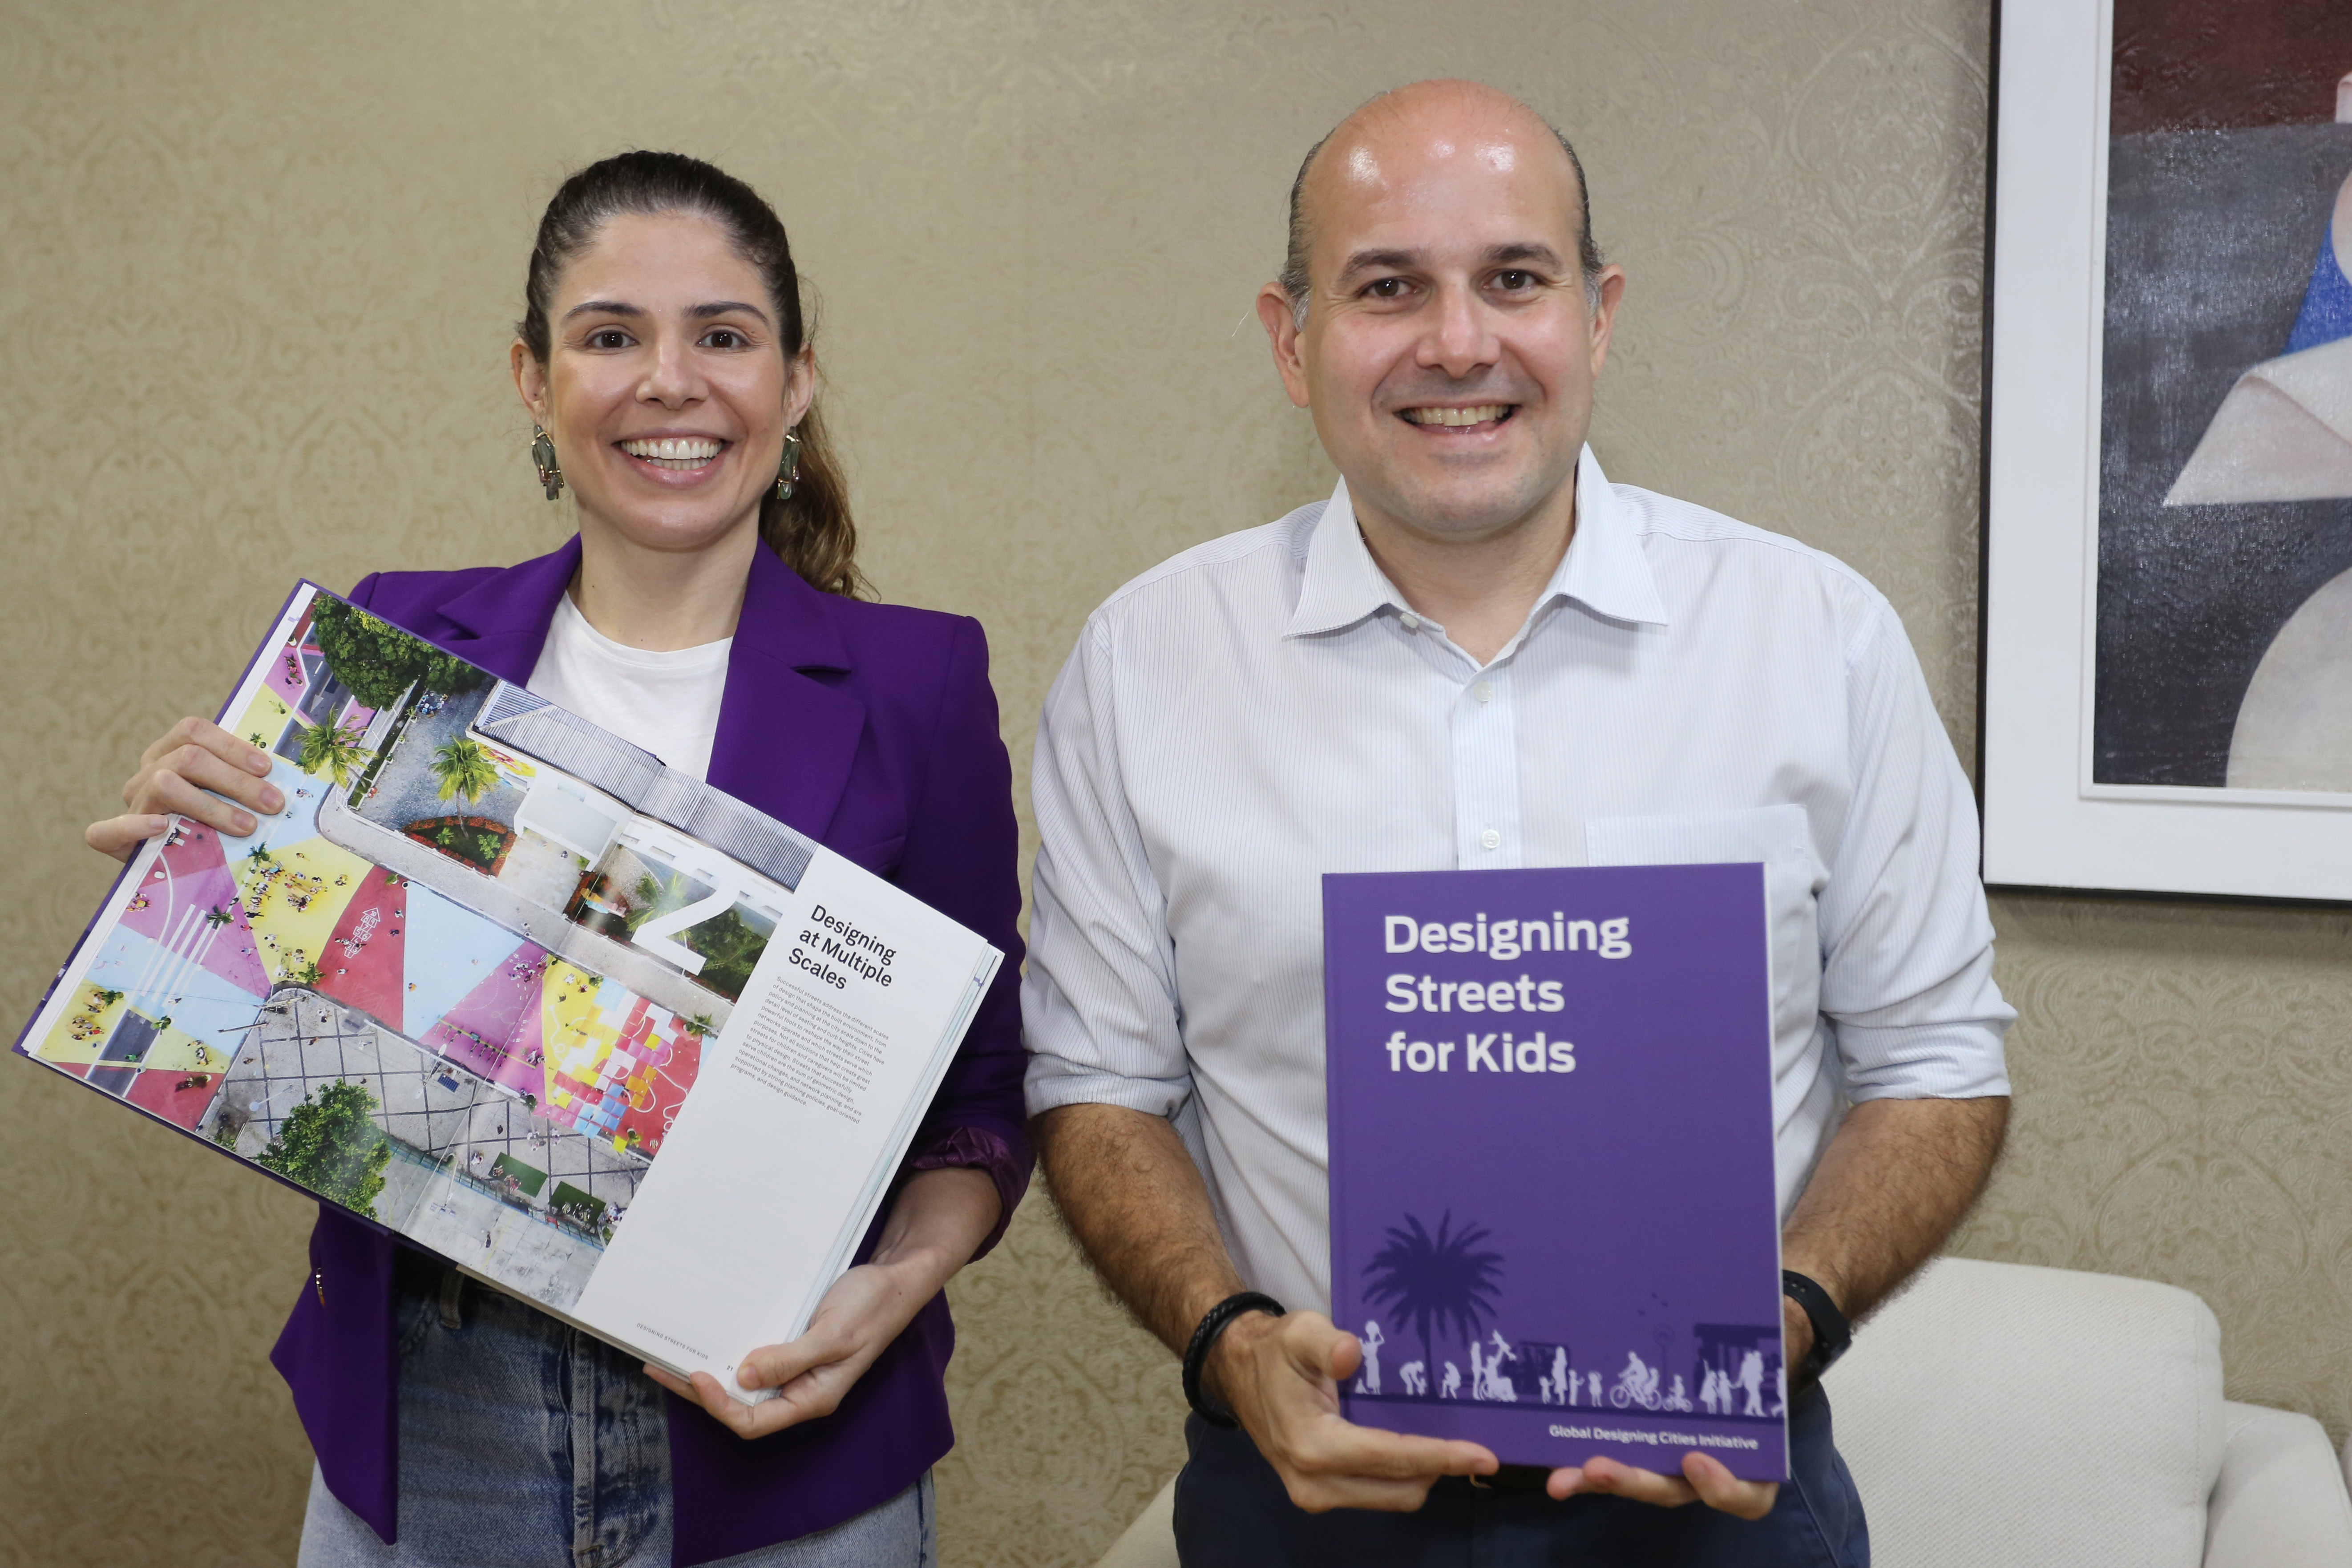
529 425 564 501
775 429 801 501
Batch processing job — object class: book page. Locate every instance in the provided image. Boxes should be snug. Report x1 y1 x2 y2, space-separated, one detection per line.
571 850 997 1399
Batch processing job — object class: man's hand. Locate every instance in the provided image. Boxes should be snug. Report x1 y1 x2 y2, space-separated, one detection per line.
1533 1291 1805 1515
1208 1308 1497 1511
1547 1452 1778 1517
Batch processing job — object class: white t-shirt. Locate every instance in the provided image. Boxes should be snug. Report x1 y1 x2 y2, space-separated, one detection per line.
525 591 731 781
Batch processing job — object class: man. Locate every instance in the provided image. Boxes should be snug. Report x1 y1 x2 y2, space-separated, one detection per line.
1024 79 2010 1566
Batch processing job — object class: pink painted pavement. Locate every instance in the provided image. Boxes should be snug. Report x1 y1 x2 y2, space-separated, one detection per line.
117 826 272 998
265 636 314 708
420 943 549 1095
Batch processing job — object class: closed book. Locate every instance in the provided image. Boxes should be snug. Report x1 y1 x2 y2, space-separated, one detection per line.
1322 863 1787 1480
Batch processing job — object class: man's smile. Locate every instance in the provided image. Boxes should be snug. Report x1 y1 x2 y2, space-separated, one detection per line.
1398 404 1517 432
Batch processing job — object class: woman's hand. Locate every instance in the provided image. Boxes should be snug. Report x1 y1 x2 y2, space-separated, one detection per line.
85 717 284 862
645 1165 1001 1440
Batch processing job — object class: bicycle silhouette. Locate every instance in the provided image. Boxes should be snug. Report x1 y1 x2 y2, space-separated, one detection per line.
1608 1351 1663 1410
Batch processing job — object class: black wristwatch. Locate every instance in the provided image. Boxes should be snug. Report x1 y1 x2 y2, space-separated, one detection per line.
1781 1269 1851 1385
1182 1291 1285 1427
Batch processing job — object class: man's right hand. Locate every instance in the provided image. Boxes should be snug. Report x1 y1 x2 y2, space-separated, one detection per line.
1207 1307 1498 1512
86 716 283 862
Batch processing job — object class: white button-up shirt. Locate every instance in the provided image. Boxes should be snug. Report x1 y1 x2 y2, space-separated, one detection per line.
1022 447 2013 1316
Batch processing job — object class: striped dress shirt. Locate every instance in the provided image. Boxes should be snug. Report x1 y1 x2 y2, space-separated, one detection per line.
1022 446 2014 1317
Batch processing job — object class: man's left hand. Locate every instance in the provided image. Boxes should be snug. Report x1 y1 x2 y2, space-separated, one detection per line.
1546 1452 1778 1517
1543 1292 1810 1515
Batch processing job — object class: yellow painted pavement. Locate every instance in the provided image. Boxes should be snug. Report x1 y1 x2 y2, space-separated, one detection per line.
236 838 373 986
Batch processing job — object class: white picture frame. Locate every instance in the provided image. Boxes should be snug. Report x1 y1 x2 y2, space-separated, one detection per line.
1980 0 2352 901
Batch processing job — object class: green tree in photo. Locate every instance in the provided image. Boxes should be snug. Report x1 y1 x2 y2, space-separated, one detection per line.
204 905 234 929
675 906 772 1002
297 720 369 786
431 738 501 804
623 869 692 935
311 597 485 710
255 1080 392 1216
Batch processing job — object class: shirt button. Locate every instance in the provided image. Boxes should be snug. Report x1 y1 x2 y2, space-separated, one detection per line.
1473 683 1492 704
1480 828 1501 850
1400 614 1420 631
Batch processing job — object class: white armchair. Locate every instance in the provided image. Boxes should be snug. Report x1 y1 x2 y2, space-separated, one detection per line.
1095 1257 2352 1567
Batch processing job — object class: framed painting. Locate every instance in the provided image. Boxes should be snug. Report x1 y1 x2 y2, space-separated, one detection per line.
1980 0 2352 899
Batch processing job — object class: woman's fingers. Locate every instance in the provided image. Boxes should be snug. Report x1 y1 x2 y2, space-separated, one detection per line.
133 762 280 839
138 716 272 781
126 720 282 821
641 1361 848 1442
88 718 284 863
85 814 173 863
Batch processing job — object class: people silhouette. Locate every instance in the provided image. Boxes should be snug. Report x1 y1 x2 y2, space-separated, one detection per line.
1738 1349 1766 1416
1400 1361 1427 1397
1551 1347 1568 1406
1700 1367 1722 1414
1441 1362 1462 1400
1665 1374 1692 1413
1355 1320 1385 1396
1468 1341 1486 1400
1484 1331 1518 1401
1589 1371 1602 1405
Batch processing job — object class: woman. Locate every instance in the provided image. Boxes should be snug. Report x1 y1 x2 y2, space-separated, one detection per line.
85 152 1029 1568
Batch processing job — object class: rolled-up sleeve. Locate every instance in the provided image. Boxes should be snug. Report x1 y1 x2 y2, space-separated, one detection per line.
1819 603 2015 1101
1022 618 1196 1123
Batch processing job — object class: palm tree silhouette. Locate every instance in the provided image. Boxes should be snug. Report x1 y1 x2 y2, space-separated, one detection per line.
1361 1211 1505 1394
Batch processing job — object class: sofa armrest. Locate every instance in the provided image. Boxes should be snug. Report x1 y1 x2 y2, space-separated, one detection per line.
1094 1477 1178 1568
2203 1401 2352 1567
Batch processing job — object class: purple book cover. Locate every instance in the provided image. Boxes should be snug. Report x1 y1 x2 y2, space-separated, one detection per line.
1323 863 1786 1481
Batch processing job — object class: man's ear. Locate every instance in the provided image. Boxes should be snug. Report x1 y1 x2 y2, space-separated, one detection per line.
1584 265 1628 380
1256 283 1313 409
511 339 549 425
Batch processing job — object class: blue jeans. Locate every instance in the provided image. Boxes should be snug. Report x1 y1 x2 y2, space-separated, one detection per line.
296 1266 936 1568
1172 1385 1867 1568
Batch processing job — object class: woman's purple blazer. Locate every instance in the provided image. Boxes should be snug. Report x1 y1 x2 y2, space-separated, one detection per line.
268 536 1031 1566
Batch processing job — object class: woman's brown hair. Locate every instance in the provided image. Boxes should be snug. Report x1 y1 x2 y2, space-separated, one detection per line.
517 150 865 598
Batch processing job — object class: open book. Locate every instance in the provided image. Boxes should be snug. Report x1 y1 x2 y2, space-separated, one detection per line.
13 584 1000 1402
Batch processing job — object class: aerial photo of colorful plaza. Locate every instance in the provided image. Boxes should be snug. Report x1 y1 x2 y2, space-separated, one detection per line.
24 592 746 1306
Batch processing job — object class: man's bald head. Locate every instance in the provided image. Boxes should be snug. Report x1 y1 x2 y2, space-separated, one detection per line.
1279 81 1602 326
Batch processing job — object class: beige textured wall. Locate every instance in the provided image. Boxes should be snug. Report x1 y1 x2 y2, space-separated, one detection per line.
6 2 2350 1564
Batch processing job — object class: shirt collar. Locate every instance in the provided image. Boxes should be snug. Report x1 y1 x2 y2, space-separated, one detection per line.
1283 445 1669 640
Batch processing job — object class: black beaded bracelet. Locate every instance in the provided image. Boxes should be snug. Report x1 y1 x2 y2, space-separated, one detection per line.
1182 1291 1285 1428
